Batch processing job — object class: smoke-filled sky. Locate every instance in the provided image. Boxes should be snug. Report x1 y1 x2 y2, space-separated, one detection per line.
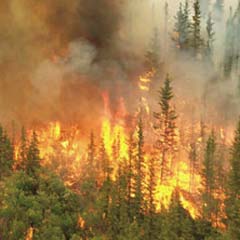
0 0 239 129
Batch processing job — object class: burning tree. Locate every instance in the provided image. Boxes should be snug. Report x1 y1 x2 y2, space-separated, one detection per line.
154 74 178 184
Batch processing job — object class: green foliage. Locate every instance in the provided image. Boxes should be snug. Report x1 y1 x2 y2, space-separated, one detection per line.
190 0 204 57
163 190 195 240
26 131 41 176
133 117 145 223
225 120 240 239
174 1 191 50
0 170 81 239
0 125 14 179
154 74 177 183
202 132 217 221
223 9 234 78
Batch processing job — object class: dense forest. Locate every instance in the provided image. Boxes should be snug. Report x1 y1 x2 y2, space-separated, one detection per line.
0 0 240 239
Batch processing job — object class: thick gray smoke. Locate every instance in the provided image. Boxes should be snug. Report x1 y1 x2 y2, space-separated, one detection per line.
0 0 130 127
0 0 239 130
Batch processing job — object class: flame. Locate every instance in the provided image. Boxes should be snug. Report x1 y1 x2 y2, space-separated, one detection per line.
101 93 129 161
78 215 85 229
138 70 155 92
154 160 201 218
12 68 234 226
25 227 33 240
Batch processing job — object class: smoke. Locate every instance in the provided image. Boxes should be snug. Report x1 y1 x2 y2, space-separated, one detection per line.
0 0 239 130
0 0 127 126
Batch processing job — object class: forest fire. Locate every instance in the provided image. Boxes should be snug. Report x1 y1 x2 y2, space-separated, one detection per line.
10 51 236 228
12 74 229 222
1 0 240 239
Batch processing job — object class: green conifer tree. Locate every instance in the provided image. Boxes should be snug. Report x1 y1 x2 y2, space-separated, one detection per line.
165 189 195 240
202 132 217 222
191 0 204 58
154 74 177 184
26 131 40 176
206 14 215 61
225 120 240 239
17 127 28 170
146 156 157 240
133 117 145 224
0 126 14 179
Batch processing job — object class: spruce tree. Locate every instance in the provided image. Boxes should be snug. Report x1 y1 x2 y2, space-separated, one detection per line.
0 126 14 179
183 0 191 49
165 189 195 240
127 132 134 221
189 142 198 192
225 120 240 238
164 1 169 57
224 8 234 78
26 131 40 176
206 14 215 61
202 132 217 222
146 156 157 240
145 27 161 72
17 127 28 170
232 2 240 74
98 139 112 228
191 0 204 58
80 132 98 224
174 2 184 49
154 74 177 184
0 170 82 239
174 1 191 50
86 131 97 179
115 144 129 238
134 117 145 223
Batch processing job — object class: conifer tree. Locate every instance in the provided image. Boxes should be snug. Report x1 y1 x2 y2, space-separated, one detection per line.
86 131 96 178
145 27 161 72
0 127 14 179
191 0 204 58
127 132 134 221
224 8 234 77
189 142 198 192
114 145 129 238
165 189 195 240
17 127 28 170
146 156 157 240
202 132 217 222
174 2 184 49
26 131 40 176
214 140 227 227
134 117 145 223
98 139 112 228
99 139 111 183
174 1 191 50
164 1 169 57
80 132 98 218
154 74 177 184
225 120 240 239
232 2 240 74
206 14 215 60
183 0 191 48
